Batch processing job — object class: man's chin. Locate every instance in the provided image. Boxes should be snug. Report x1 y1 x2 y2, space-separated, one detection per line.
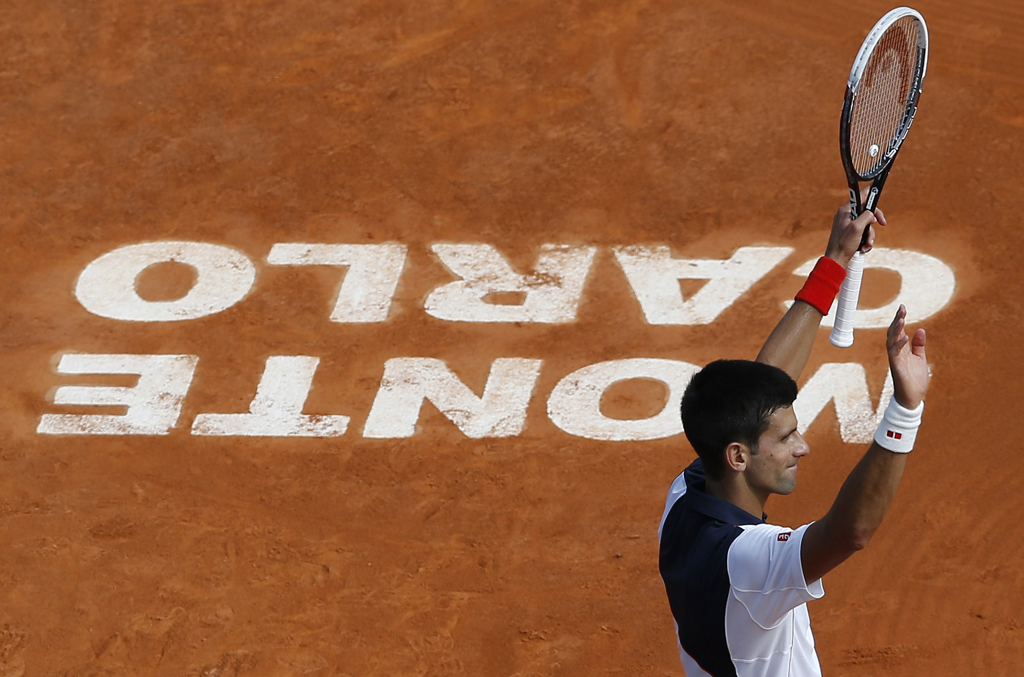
774 478 797 495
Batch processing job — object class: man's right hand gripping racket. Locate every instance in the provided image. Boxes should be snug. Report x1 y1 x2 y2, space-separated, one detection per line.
830 7 929 348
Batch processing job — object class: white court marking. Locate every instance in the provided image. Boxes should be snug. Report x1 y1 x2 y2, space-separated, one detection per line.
425 244 597 323
267 244 407 323
42 242 957 440
785 248 956 327
75 241 256 322
614 246 793 325
362 358 543 438
548 358 699 441
192 356 350 437
38 353 198 435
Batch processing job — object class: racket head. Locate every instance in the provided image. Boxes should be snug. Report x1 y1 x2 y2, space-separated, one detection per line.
840 8 928 186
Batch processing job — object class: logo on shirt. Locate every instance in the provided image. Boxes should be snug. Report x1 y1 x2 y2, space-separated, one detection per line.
777 532 791 542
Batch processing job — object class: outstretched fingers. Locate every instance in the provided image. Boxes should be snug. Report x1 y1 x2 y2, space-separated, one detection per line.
887 310 930 408
887 304 907 348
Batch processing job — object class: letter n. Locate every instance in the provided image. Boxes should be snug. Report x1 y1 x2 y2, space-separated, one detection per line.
362 358 542 438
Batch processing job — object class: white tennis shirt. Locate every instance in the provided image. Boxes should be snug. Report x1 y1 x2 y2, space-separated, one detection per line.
658 459 825 677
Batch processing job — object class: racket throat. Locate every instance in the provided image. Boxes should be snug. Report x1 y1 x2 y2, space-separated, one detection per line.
864 187 880 212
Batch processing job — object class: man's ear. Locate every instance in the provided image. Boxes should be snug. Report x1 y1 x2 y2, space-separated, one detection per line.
723 442 751 473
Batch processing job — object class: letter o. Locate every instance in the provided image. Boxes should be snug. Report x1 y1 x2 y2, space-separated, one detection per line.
547 358 699 441
75 241 257 321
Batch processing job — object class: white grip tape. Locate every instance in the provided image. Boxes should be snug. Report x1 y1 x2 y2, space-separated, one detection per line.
829 251 864 348
874 398 924 453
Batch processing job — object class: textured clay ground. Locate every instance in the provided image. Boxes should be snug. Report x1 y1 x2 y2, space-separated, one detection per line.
2 0 1024 675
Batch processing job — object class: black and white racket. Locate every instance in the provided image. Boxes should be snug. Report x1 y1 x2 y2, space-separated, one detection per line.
830 7 928 348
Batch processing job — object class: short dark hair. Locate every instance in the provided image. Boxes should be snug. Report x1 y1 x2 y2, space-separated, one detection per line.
680 360 798 480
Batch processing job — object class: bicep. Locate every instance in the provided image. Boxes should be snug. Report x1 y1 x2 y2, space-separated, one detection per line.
800 517 861 584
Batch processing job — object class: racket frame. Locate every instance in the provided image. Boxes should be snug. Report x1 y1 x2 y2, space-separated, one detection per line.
830 7 928 348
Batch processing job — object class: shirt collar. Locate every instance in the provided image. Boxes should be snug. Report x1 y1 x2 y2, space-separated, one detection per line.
681 458 766 526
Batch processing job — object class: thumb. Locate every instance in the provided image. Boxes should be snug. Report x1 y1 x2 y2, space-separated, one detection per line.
910 328 926 358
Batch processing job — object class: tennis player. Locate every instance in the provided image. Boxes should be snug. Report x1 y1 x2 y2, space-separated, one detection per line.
658 201 930 676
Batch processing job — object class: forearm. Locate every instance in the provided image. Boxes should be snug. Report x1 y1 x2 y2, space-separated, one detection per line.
819 443 908 549
757 252 847 380
755 300 822 381
761 203 876 379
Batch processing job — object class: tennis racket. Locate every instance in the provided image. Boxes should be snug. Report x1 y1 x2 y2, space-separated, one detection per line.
830 7 928 348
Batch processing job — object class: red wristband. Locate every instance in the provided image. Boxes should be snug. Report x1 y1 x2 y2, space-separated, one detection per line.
795 257 846 315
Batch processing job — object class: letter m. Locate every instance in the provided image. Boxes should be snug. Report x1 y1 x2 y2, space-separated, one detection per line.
793 363 894 444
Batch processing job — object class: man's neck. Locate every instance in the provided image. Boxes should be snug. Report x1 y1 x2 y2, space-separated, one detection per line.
704 475 767 520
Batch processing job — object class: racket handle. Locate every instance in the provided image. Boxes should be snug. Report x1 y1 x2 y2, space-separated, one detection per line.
829 251 864 348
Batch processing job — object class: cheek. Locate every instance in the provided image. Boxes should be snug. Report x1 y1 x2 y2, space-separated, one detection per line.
750 453 779 478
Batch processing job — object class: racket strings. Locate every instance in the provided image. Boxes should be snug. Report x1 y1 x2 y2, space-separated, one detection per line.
849 16 921 178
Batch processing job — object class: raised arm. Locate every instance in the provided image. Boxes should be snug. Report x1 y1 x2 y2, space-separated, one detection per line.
756 202 883 380
800 304 929 583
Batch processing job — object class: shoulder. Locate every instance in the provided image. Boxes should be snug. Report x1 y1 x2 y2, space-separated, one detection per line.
727 523 824 598
733 522 800 551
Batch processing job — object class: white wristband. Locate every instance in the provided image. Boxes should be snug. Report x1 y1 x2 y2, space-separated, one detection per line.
874 398 924 453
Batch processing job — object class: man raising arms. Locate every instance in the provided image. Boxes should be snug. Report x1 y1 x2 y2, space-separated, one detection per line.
658 201 930 676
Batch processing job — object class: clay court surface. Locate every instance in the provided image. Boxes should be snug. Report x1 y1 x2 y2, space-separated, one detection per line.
3 0 1024 674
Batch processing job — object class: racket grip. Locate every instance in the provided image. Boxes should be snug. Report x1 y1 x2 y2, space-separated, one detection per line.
829 251 864 348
